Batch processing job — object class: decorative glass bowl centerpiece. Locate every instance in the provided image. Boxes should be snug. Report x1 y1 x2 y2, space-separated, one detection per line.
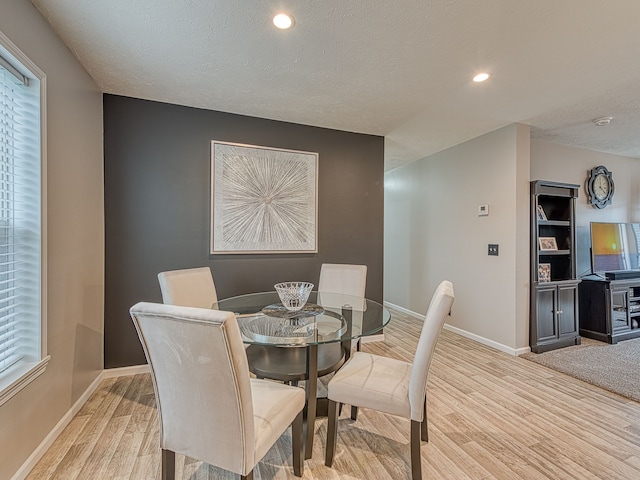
274 282 314 311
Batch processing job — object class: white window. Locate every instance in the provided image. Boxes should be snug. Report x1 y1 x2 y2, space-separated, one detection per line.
0 32 48 407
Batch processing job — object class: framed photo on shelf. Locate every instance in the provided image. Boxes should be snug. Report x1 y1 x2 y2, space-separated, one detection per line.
538 263 551 282
539 237 558 251
536 205 547 221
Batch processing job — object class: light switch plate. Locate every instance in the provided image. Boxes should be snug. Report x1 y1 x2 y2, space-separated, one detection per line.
488 244 499 256
478 204 489 216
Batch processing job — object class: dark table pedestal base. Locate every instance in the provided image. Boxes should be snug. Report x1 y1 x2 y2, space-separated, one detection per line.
245 343 344 381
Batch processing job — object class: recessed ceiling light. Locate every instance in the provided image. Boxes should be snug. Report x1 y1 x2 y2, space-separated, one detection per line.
273 13 294 29
473 72 491 82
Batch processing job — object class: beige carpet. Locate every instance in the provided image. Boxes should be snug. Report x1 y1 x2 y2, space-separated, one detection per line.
521 337 640 402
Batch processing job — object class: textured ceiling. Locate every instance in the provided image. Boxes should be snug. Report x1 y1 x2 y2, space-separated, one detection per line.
30 0 640 171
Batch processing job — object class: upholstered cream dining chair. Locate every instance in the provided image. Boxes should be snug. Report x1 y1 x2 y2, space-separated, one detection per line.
129 302 305 480
157 266 217 308
318 263 367 345
324 280 455 480
317 263 369 419
318 263 367 301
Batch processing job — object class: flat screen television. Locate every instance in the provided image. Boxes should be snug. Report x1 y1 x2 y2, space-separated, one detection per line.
590 222 640 274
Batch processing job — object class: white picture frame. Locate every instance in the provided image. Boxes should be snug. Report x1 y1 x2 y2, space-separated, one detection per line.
210 141 318 254
539 237 558 251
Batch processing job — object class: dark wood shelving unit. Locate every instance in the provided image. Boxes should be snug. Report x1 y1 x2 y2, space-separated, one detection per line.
530 180 581 353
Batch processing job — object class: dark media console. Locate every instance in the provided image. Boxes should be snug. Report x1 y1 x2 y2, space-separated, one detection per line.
579 277 640 344
605 270 640 280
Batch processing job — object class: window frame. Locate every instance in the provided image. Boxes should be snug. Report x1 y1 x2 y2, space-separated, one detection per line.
0 30 49 407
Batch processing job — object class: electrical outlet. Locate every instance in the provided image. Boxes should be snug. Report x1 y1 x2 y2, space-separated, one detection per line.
488 244 499 256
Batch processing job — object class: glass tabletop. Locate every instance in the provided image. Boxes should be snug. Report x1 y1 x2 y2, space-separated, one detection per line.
214 291 390 346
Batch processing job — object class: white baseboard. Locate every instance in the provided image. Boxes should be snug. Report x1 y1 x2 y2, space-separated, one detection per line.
384 301 529 356
102 364 149 378
384 301 420 318
442 324 531 356
11 371 104 480
11 363 150 480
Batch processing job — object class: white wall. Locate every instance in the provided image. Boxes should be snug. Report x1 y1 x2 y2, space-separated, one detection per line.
385 133 640 356
385 124 530 353
0 2 104 479
531 141 640 276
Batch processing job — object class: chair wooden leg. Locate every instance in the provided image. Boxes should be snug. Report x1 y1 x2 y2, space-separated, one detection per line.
241 471 253 480
338 403 358 420
351 405 358 420
292 411 304 477
325 400 340 467
161 449 175 480
410 420 422 480
421 397 428 442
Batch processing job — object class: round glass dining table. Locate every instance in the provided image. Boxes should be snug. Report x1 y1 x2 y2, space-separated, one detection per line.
213 291 391 459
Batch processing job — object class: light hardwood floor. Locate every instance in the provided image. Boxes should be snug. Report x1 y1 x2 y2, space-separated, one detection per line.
27 308 640 479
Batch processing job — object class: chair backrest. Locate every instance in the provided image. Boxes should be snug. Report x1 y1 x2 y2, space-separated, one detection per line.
129 302 255 475
318 263 367 314
157 267 218 308
408 280 455 421
318 263 367 298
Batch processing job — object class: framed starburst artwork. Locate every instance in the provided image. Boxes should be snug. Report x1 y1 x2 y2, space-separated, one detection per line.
210 141 318 254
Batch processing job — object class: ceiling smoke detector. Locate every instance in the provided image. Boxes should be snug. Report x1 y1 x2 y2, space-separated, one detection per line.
593 116 613 126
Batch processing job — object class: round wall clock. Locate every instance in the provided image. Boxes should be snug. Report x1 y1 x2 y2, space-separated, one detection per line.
586 165 614 209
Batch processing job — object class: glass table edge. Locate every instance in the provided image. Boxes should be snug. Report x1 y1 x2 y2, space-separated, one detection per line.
213 291 391 346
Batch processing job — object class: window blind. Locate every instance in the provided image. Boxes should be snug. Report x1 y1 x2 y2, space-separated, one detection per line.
0 56 41 374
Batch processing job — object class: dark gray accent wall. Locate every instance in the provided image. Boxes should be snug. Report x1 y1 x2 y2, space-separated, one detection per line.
104 94 384 368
